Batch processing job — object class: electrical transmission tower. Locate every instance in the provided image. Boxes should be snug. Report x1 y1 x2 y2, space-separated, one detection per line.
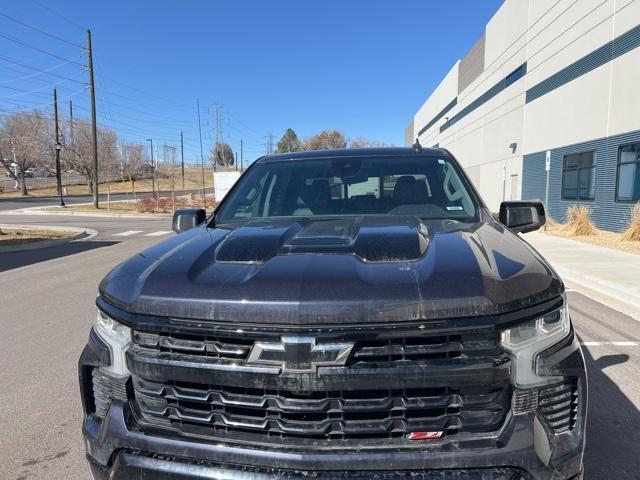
265 132 275 155
213 103 225 145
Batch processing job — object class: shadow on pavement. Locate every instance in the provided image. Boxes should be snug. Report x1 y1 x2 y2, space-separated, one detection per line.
0 241 119 273
581 345 638 479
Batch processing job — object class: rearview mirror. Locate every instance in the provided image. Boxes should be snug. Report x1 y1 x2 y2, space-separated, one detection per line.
172 208 206 233
499 201 545 234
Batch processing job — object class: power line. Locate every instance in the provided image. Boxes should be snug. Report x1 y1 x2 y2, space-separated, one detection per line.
0 55 86 84
0 70 86 99
95 86 197 114
27 0 85 31
97 73 197 111
0 89 87 114
0 52 85 78
0 10 83 48
0 32 85 66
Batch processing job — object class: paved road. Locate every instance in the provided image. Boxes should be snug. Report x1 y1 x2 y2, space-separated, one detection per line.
0 215 638 479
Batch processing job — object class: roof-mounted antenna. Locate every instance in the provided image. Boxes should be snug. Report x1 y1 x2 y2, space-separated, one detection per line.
412 138 423 153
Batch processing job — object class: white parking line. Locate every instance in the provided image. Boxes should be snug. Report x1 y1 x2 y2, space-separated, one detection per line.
145 231 173 237
113 230 144 237
580 341 639 346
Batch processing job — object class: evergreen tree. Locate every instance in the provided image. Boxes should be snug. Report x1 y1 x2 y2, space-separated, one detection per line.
276 128 302 153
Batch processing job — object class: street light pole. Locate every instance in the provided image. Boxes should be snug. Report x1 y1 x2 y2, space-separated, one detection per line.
147 139 155 198
53 88 65 207
180 131 185 191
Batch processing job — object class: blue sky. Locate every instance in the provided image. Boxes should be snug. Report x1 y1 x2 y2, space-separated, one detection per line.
0 0 503 163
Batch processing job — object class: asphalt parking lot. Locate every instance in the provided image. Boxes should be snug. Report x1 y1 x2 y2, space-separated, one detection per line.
0 211 638 479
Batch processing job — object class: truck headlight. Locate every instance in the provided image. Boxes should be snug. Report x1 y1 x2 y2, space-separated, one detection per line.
91 309 132 418
500 303 570 388
95 309 131 377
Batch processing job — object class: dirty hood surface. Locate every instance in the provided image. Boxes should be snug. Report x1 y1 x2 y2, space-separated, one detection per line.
100 215 563 325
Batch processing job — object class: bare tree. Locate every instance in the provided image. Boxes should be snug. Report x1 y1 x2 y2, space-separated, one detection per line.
99 128 119 209
63 119 118 194
63 119 95 193
121 142 146 197
209 141 234 167
158 147 180 212
349 137 391 148
303 130 347 150
0 111 48 195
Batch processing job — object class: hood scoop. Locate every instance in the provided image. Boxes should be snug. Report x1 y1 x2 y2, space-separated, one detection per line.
214 217 430 263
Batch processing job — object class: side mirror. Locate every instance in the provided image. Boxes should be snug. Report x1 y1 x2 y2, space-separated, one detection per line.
499 201 545 234
172 208 206 233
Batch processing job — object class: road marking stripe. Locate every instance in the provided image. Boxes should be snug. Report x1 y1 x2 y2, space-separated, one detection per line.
580 341 639 346
113 230 144 237
145 231 173 237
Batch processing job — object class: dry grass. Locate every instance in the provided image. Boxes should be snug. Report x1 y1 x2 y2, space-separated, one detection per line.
0 168 215 198
135 194 216 214
620 202 640 242
53 201 141 214
543 204 640 255
46 193 217 215
0 227 73 246
561 205 597 236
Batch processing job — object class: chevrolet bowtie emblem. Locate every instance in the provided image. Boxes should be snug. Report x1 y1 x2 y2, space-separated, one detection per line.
247 336 354 373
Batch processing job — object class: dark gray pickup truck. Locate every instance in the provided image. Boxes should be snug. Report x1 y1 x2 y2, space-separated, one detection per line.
79 146 586 479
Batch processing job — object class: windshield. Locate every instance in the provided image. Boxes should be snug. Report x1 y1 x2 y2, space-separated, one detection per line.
217 155 478 223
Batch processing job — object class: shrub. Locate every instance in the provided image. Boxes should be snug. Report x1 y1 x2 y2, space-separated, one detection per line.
620 202 640 242
562 205 597 236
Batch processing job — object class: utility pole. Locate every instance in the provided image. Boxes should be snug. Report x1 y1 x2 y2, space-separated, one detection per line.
146 139 155 198
240 139 243 171
53 88 65 207
197 99 207 209
87 29 99 208
69 100 74 146
180 131 185 191
235 151 238 171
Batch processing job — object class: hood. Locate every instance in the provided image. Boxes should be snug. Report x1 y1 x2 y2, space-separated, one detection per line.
99 214 563 325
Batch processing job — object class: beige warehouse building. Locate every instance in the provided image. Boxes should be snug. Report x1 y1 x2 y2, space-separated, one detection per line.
406 0 640 231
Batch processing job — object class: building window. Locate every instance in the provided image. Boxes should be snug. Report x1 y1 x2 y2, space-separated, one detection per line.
562 151 596 200
616 143 640 202
505 63 526 88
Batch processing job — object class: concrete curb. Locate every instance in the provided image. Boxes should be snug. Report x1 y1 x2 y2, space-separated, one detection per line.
2 206 172 219
554 264 640 321
0 224 98 253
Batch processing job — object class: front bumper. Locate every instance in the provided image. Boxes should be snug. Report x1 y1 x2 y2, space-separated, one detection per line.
84 400 583 480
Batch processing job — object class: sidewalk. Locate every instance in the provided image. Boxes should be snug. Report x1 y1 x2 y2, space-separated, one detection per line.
1 204 172 219
525 232 640 320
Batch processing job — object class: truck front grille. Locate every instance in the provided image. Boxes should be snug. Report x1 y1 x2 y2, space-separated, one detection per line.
129 323 511 446
132 330 503 367
133 377 510 441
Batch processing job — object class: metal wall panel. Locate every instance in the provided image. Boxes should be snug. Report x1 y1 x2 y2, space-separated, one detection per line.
405 119 414 147
458 34 486 94
526 24 640 104
522 130 640 232
417 97 457 136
